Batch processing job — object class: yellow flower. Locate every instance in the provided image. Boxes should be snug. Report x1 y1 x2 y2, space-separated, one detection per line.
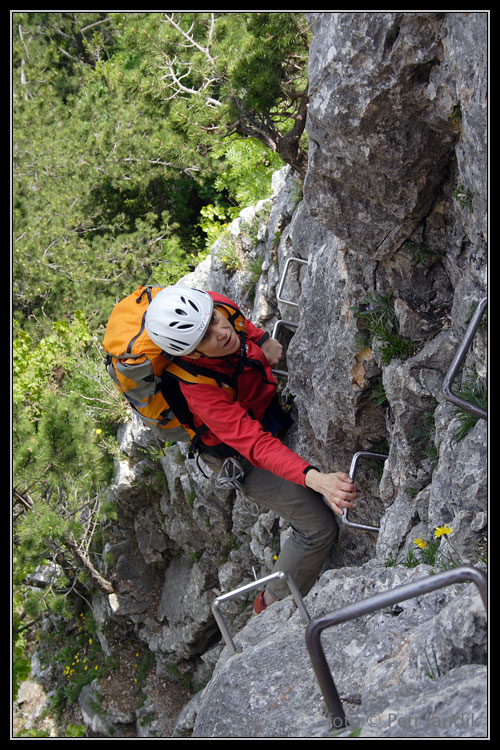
95 665 99 671
434 524 453 538
413 537 428 549
88 638 93 645
95 429 102 435
273 555 278 561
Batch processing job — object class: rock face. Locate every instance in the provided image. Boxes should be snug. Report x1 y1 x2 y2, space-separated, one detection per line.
287 10 487 572
192 563 487 738
80 12 487 738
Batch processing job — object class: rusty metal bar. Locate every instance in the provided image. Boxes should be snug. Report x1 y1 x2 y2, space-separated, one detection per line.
443 296 487 420
305 565 488 729
341 451 388 532
212 570 311 656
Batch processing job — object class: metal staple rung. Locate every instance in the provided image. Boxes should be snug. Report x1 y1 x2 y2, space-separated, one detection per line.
341 451 388 533
272 319 299 339
272 255 308 378
271 320 299 378
305 565 488 730
277 256 309 308
212 570 311 656
443 296 487 420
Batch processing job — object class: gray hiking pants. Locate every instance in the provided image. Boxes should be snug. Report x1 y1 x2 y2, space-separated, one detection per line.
201 453 339 601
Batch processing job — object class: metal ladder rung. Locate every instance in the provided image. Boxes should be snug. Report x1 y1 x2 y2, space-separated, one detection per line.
212 570 310 656
271 320 299 377
443 296 487 420
271 256 308 377
272 319 299 339
305 565 488 729
341 451 388 533
277 256 309 308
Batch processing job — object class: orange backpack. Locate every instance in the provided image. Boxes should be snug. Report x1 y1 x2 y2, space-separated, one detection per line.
103 286 247 444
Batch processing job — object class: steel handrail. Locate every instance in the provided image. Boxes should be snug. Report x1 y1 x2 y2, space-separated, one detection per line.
443 296 487 420
276 256 309 308
305 565 488 729
212 570 311 655
341 451 389 532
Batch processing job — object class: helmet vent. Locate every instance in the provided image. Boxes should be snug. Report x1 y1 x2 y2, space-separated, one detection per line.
169 321 194 330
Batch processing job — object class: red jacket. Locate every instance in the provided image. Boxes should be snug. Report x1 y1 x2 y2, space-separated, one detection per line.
179 292 313 487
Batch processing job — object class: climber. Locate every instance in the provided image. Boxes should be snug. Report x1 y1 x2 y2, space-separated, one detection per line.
145 285 359 613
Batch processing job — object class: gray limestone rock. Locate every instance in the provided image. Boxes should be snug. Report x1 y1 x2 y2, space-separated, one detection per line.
81 11 487 739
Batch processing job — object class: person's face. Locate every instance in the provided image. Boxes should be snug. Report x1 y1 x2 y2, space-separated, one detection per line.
190 308 240 358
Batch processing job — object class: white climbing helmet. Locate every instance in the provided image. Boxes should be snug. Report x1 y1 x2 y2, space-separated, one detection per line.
145 285 213 356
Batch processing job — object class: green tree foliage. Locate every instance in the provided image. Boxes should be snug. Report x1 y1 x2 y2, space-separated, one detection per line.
13 12 208 330
13 12 310 331
12 303 122 689
108 12 310 173
12 313 118 588
214 137 284 208
12 12 311 697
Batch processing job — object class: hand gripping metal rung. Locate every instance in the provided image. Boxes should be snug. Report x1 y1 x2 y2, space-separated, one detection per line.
277 256 309 308
443 296 487 420
212 570 311 656
305 565 488 730
341 451 389 532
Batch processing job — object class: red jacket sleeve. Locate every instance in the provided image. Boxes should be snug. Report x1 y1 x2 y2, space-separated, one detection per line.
181 381 312 486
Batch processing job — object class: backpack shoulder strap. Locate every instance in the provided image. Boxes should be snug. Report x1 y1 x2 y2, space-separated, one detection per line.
164 358 237 399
